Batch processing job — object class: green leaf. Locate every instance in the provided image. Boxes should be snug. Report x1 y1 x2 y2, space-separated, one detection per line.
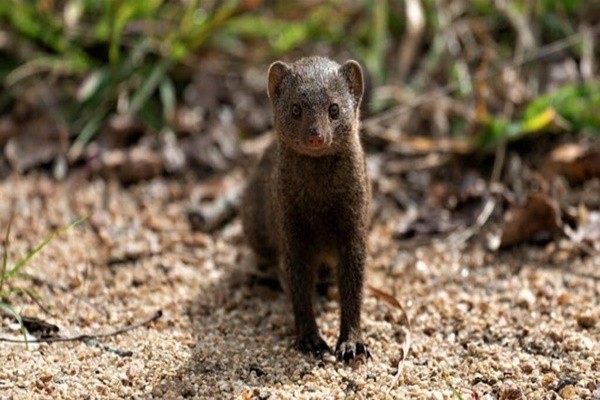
5 55 90 87
159 77 176 119
524 81 600 132
72 111 108 152
129 59 173 115
77 69 110 103
521 107 557 133
478 81 600 148
185 0 240 51
136 99 164 131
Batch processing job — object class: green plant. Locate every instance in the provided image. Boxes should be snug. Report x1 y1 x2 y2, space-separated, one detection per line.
478 81 600 148
0 0 243 153
0 216 85 344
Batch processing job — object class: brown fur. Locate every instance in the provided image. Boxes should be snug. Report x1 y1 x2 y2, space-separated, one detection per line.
241 56 370 361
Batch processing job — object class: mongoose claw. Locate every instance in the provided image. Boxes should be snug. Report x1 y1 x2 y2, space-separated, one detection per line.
297 334 331 357
336 340 371 362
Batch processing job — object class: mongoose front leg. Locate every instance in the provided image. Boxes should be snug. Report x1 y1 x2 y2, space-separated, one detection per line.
335 230 370 361
283 236 330 357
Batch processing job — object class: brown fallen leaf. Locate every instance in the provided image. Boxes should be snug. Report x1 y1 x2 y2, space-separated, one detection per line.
545 143 600 184
499 193 562 248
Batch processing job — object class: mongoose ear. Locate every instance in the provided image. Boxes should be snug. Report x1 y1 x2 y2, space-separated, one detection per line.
267 61 289 100
339 60 364 108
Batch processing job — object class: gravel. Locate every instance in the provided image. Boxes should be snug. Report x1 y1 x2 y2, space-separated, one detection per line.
1 173 598 399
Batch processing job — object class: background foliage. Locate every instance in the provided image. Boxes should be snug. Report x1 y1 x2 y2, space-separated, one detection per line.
0 0 598 165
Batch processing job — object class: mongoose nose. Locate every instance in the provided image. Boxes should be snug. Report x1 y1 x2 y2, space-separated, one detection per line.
306 129 325 147
307 135 325 147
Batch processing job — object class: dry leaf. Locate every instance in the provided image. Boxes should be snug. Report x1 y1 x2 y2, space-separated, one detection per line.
499 193 562 248
545 143 600 184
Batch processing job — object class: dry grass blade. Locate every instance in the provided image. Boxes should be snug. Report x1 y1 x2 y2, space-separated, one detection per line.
367 284 412 391
0 213 14 293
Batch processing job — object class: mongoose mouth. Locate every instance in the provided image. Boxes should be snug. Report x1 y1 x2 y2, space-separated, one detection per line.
296 143 334 157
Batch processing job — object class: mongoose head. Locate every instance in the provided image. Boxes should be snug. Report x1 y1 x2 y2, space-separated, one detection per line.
267 56 364 157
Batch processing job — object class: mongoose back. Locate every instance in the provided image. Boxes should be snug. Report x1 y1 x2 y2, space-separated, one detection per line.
241 56 370 361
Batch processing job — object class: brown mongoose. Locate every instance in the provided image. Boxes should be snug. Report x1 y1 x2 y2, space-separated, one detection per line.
241 56 370 361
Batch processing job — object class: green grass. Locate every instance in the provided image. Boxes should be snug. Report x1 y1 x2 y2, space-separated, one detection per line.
1 216 85 345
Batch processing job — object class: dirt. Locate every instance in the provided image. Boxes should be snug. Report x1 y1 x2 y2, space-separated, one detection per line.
0 171 599 400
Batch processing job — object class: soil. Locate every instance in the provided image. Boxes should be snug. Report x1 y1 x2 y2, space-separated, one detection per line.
0 170 599 400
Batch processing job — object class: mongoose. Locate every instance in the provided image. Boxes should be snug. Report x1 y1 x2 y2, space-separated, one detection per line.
241 56 370 361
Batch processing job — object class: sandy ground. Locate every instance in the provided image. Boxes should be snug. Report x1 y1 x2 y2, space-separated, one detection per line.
0 173 599 400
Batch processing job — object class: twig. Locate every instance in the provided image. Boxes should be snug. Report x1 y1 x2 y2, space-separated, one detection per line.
447 196 498 249
187 184 243 233
22 272 108 318
81 337 134 357
0 309 162 344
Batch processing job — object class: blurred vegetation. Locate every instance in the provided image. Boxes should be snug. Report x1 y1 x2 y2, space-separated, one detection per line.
0 0 598 157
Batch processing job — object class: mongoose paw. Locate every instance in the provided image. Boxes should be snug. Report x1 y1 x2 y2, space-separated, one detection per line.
336 340 371 362
297 334 331 357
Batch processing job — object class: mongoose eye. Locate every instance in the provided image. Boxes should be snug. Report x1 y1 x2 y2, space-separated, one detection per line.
329 104 339 119
292 104 302 118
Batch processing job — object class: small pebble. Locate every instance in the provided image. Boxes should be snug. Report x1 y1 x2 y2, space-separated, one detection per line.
576 314 596 329
516 288 536 307
500 384 524 400
559 385 576 399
